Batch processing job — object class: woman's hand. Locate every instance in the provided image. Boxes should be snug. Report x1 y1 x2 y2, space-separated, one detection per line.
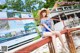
51 31 61 36
51 31 55 35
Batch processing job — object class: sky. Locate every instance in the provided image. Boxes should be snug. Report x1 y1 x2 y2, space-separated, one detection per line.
0 0 6 5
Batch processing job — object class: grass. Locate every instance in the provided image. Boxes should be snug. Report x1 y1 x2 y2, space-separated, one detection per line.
34 35 41 40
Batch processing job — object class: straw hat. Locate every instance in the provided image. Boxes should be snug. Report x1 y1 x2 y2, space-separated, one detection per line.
38 8 50 16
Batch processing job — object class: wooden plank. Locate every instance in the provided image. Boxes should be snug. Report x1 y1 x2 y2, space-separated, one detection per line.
60 28 80 34
48 39 55 53
65 29 76 53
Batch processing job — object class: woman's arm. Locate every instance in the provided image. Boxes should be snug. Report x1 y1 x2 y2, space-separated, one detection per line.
51 19 54 30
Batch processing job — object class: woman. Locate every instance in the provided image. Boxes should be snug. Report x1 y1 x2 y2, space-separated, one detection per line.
39 8 68 53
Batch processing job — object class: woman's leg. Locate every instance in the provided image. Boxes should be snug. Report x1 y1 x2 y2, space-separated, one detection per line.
51 35 58 53
43 32 58 53
54 31 69 52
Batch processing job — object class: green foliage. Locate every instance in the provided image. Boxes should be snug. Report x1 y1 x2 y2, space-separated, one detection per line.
0 4 7 9
1 0 79 11
5 33 12 38
32 10 40 26
34 27 41 40
34 35 41 40
32 10 39 18
25 0 44 12
7 0 24 11
43 0 55 8
43 0 64 8
6 0 45 12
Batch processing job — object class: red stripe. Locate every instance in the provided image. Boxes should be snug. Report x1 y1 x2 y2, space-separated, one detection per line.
0 18 34 20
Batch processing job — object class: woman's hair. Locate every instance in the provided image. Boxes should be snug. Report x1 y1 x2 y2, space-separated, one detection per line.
39 10 48 19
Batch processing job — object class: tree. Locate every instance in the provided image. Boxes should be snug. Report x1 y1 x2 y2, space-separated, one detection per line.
25 0 45 12
6 0 45 12
0 4 7 9
7 0 24 11
43 0 55 8
43 0 64 8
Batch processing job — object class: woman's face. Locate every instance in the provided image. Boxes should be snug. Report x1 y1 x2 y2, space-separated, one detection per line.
42 12 47 17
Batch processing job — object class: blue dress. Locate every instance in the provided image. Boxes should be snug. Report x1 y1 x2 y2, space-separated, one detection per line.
40 18 52 32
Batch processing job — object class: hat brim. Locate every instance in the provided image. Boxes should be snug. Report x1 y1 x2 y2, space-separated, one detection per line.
38 8 50 16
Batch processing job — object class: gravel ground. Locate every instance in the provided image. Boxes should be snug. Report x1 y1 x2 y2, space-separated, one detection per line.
77 47 80 53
